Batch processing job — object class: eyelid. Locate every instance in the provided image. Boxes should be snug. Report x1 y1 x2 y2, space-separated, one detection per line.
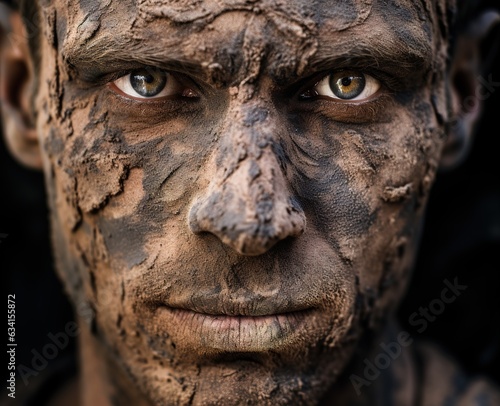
109 69 200 101
111 71 175 100
313 71 381 101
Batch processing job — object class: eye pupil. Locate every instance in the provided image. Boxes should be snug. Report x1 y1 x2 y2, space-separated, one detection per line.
330 71 366 100
341 77 352 87
130 69 167 97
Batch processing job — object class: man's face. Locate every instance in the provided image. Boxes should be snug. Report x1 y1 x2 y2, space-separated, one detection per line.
36 0 449 403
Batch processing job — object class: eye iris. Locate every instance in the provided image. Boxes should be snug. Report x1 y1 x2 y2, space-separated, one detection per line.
130 70 167 97
330 71 366 99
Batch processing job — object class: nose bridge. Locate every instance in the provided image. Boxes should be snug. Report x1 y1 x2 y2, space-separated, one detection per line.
189 99 306 256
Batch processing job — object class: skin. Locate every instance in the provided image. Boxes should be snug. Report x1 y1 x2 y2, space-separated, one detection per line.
3 0 499 405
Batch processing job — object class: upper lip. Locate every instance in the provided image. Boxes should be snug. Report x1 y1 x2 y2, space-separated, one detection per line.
156 291 312 317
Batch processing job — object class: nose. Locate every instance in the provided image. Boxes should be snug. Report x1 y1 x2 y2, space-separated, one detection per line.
188 101 306 256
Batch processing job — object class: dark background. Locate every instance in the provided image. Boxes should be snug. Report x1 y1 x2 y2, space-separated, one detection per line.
1 12 500 402
397 34 500 384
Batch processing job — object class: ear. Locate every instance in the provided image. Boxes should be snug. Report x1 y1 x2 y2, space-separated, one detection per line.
440 10 500 171
0 5 41 170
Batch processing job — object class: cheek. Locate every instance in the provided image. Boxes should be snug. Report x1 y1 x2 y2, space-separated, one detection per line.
286 97 444 293
44 90 206 253
342 104 444 306
104 167 145 218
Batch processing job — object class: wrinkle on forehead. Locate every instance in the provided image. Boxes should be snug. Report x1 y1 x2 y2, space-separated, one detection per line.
136 0 372 32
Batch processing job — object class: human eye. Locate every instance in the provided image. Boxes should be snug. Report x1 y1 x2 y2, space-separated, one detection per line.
302 70 381 101
110 68 199 100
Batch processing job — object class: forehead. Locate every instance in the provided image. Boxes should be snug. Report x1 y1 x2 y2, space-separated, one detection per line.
68 0 439 19
58 0 441 31
134 0 373 30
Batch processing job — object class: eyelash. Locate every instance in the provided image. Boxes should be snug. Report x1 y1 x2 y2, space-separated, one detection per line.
108 69 201 102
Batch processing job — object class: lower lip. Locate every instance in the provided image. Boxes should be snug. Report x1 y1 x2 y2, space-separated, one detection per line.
156 307 310 352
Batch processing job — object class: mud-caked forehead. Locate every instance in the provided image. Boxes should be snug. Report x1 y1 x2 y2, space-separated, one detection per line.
135 0 373 30
46 0 454 89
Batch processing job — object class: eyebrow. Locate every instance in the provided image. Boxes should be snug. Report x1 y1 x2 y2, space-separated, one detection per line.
62 35 213 84
303 21 434 84
303 45 433 90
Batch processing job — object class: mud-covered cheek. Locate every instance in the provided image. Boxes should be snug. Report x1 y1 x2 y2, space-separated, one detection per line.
359 117 443 295
51 98 190 248
44 119 190 312
287 103 441 279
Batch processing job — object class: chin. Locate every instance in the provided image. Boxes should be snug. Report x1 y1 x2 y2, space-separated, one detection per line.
132 355 349 406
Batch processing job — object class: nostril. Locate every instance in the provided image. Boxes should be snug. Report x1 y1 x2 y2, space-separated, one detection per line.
188 192 229 235
188 200 203 234
237 238 276 256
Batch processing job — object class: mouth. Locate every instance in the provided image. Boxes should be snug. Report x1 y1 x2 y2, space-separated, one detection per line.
154 298 314 353
156 289 313 316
